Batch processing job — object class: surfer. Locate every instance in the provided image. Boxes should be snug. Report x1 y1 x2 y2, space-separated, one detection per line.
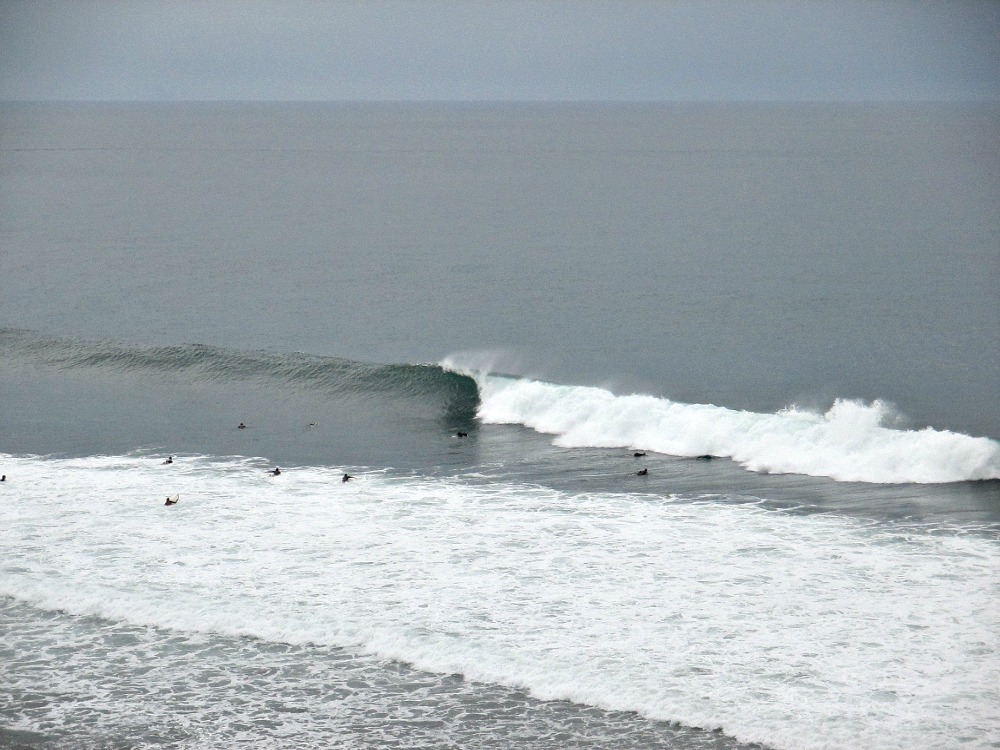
238 422 247 429
164 496 178 506
637 468 648 476
696 454 714 461
269 467 281 476
456 431 468 438
163 456 173 465
342 473 354 482
0 475 5 482
633 451 646 457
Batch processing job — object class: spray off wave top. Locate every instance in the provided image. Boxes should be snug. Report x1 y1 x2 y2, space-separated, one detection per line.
460 369 1000 485
4 329 996 484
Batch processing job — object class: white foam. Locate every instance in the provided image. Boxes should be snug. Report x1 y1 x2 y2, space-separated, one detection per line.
470 374 1000 483
1 453 998 750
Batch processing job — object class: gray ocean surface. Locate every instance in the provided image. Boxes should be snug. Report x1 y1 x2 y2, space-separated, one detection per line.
2 101 998 438
1 102 998 750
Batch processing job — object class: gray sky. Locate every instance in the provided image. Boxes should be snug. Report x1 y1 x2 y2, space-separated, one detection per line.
1 0 998 101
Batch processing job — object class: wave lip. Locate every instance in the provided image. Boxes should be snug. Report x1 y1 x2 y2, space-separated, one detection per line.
1 328 481 421
474 375 1000 484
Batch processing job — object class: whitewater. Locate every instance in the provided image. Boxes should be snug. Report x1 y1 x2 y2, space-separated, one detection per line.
2 452 998 750
459 367 1000 485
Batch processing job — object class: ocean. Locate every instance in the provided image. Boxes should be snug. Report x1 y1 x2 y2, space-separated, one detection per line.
0 101 998 750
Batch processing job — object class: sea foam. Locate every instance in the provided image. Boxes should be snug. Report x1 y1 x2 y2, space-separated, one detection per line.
1 452 998 750
467 373 1000 484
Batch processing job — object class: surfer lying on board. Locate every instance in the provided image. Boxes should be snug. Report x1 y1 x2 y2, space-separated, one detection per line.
164 495 178 506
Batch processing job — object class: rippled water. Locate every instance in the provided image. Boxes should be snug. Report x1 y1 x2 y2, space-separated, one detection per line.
2 101 998 750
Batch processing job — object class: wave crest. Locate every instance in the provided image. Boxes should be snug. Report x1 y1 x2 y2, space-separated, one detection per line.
474 375 1000 484
1 328 480 422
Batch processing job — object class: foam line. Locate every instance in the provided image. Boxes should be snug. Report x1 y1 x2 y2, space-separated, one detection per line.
2 453 998 750
469 374 1000 484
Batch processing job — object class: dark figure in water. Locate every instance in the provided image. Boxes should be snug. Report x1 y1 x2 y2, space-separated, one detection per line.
0 475 5 482
164 496 178 506
456 431 468 438
342 473 354 483
163 456 173 465
238 423 247 429
633 451 646 457
269 467 281 476
696 454 715 461
637 468 648 476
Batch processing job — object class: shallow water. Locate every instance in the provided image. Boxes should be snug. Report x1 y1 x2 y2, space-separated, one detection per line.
1 453 998 749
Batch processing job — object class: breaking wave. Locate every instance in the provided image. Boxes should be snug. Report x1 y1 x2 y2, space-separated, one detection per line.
454 369 1000 485
4 329 997 484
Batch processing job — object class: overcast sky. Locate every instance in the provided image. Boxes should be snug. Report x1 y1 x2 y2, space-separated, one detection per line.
1 0 997 101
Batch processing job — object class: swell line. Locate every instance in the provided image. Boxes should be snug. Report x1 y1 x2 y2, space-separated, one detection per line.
0 328 480 421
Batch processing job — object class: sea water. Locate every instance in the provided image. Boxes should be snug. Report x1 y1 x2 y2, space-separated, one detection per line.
0 102 998 749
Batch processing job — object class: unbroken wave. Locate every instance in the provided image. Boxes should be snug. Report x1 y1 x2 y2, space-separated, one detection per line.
469 373 1000 484
0 328 480 423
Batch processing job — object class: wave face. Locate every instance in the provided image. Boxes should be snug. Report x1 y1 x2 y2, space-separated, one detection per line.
5 329 998 485
1 328 480 424
2 453 998 750
468 373 1000 484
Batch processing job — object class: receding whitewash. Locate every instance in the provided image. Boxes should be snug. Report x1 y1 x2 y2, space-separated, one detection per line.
470 374 1000 484
1 453 998 750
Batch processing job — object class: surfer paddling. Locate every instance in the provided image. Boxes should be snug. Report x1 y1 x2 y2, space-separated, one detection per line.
164 495 178 506
163 456 173 465
268 467 281 476
637 468 648 476
342 473 354 482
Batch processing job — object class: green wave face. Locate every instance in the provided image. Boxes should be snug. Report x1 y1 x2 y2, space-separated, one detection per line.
0 328 481 426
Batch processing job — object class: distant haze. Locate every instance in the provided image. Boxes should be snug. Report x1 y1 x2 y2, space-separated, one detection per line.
1 0 998 101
